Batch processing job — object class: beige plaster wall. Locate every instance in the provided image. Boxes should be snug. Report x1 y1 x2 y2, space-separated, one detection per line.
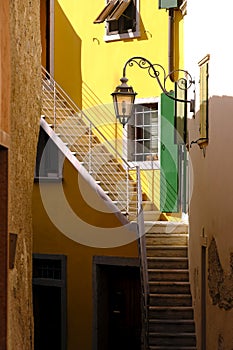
188 96 233 350
8 0 41 349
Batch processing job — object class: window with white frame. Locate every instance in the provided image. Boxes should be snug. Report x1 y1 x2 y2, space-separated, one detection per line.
127 102 159 163
94 0 140 40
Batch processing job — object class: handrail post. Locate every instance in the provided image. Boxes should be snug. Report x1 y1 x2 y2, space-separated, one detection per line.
89 121 92 174
53 79 56 132
126 166 129 216
136 166 149 349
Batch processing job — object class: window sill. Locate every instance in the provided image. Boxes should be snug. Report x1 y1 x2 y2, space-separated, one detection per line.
104 30 140 42
34 176 63 183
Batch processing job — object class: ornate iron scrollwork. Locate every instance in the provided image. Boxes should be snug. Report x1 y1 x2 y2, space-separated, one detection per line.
122 56 194 105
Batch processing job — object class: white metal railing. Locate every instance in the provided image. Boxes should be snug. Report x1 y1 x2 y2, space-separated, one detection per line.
41 67 140 218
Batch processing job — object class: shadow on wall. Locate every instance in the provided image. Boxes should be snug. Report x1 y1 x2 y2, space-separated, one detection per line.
54 1 82 108
188 95 233 158
188 94 233 310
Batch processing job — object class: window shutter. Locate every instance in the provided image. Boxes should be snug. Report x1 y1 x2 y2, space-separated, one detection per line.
107 0 131 21
93 0 118 24
199 58 209 141
160 93 179 212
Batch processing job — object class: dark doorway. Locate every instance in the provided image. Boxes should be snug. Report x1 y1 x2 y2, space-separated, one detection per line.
40 0 50 71
33 285 61 350
33 254 67 350
94 258 141 350
40 0 54 73
201 245 207 350
0 146 8 349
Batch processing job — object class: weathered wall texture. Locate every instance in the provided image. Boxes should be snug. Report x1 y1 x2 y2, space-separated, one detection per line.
8 0 41 349
208 237 233 310
208 237 233 350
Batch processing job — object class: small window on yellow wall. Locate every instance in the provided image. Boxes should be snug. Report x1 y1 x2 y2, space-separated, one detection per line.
198 55 210 147
94 0 139 40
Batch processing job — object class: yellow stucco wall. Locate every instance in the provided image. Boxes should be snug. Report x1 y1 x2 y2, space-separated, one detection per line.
54 1 82 107
33 158 138 350
54 0 183 105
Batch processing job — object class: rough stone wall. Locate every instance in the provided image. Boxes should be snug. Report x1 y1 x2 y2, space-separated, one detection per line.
8 0 41 349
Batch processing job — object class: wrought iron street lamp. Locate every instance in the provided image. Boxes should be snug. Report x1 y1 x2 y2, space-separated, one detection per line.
112 56 195 126
111 76 137 127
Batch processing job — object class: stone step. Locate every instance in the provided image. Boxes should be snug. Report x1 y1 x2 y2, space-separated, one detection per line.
148 306 194 320
149 293 192 307
142 201 158 211
42 106 75 114
143 211 161 221
47 116 84 126
149 281 191 294
149 346 196 350
94 172 128 182
146 233 188 246
146 246 188 258
148 332 196 347
148 269 189 282
148 256 188 269
60 134 87 144
144 222 188 234
56 123 88 130
148 319 196 333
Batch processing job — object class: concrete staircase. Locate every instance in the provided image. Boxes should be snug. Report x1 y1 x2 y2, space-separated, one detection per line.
145 222 196 350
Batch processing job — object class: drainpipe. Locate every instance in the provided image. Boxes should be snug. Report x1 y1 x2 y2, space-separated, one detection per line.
168 9 175 82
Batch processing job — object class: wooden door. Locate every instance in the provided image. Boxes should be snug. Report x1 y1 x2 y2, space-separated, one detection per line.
108 266 141 350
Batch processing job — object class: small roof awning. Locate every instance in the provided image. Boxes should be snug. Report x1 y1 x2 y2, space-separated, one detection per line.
94 0 131 24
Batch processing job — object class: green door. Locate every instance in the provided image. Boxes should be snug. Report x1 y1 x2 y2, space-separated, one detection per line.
160 93 179 212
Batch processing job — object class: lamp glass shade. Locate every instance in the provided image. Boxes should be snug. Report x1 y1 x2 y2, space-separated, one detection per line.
111 77 137 126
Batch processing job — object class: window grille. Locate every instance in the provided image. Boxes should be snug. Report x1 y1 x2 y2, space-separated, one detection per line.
127 103 158 162
33 257 62 280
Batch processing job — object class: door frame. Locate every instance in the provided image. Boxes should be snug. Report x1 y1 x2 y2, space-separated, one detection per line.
0 146 8 349
92 256 140 350
32 253 67 350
